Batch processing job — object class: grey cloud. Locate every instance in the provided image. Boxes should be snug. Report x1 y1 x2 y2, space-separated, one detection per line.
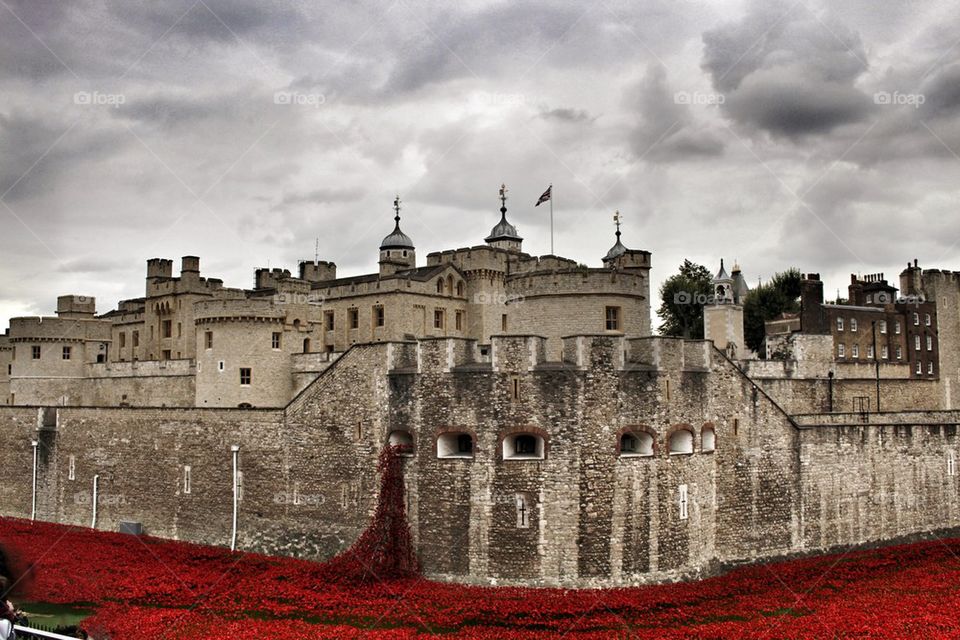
702 1 872 138
628 65 725 162
539 107 593 123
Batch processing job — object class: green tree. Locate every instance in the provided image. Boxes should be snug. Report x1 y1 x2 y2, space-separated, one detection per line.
742 268 802 356
658 260 713 338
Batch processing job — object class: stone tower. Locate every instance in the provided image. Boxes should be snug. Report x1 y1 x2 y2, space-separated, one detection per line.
704 259 747 356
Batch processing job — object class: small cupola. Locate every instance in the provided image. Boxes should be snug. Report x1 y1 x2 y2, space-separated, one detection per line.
602 210 628 264
379 195 416 276
485 184 523 252
712 259 735 304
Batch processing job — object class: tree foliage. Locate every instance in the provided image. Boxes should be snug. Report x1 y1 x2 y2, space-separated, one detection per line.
743 268 802 357
658 260 713 338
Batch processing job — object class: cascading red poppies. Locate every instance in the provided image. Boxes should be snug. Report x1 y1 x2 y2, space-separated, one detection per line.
2 459 960 639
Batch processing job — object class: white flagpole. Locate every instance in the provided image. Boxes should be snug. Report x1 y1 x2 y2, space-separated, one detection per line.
549 184 554 255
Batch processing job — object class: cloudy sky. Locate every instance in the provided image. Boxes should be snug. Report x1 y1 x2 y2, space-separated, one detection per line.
2 0 959 327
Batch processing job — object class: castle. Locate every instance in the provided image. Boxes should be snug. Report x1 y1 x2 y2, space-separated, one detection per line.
1 191 959 588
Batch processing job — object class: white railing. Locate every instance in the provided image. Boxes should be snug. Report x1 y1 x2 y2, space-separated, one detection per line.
14 625 82 640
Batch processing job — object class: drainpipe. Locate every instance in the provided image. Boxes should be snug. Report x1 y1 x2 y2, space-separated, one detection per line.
30 440 38 521
91 474 100 529
230 445 240 551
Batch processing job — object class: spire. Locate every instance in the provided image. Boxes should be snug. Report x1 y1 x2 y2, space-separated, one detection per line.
380 194 414 250
486 183 522 244
603 210 628 263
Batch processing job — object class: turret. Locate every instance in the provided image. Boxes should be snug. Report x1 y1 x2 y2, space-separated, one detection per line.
379 195 416 276
900 259 923 298
485 184 522 252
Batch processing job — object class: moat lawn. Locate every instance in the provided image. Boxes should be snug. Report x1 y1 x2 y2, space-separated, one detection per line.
1 517 958 639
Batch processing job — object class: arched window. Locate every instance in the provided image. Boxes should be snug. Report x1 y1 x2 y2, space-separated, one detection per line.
502 432 545 460
619 431 654 457
701 425 716 453
446 275 454 294
668 428 694 455
388 430 415 456
303 338 311 353
437 432 474 459
456 281 465 297
436 279 444 294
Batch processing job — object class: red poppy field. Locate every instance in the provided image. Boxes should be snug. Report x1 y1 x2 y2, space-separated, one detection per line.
1 516 960 639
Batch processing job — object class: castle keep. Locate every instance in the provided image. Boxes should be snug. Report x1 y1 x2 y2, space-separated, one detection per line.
1 194 960 587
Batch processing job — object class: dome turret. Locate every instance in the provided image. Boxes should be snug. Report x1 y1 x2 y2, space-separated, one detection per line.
485 184 523 251
380 196 414 250
603 210 628 263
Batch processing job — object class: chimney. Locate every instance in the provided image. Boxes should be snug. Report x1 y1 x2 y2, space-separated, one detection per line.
800 273 826 334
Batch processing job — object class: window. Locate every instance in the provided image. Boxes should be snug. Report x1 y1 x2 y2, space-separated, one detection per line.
701 426 716 452
205 331 213 349
916 362 922 375
515 494 531 528
678 484 689 521
501 314 508 332
348 308 359 329
32 345 40 360
669 429 694 455
850 318 858 332
894 321 901 335
927 335 933 351
177 322 182 338
119 332 126 348
915 335 921 351
879 320 887 334
882 345 889 359
68 455 76 481
62 346 71 360
388 430 414 456
852 344 859 358
928 361 934 375
132 331 140 347
867 345 874 359
437 432 474 459
455 310 464 331
434 308 445 330
925 313 932 326
619 431 654 457
913 313 920 326
511 375 521 401
436 279 444 294
324 311 334 331
162 319 172 338
502 433 545 460
896 345 902 360
838 344 845 358
239 368 252 385
162 349 171 360
374 305 385 328
303 338 311 353
456 281 465 296
271 332 281 350
218 360 225 372
605 306 621 331
183 465 192 495
949 452 956 477
836 317 844 331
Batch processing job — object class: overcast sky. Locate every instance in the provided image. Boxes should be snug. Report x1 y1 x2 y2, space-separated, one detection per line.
2 0 960 327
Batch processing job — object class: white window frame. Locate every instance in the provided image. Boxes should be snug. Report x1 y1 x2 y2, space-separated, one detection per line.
916 361 922 375
914 313 920 326
915 335 921 351
925 313 931 327
867 345 874 359
68 455 76 481
838 343 845 358
895 321 901 335
882 345 889 359
852 344 859 359
879 320 887 334
836 317 844 331
850 318 858 332
927 335 933 351
896 345 902 360
928 361 934 375
183 465 192 495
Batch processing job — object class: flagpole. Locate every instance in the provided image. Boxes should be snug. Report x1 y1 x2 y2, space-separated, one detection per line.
549 183 554 255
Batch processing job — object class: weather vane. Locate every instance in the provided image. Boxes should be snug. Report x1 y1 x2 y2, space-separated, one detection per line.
393 194 401 222
499 183 508 206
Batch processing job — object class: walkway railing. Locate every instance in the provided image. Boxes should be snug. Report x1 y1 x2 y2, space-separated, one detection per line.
14 624 83 639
